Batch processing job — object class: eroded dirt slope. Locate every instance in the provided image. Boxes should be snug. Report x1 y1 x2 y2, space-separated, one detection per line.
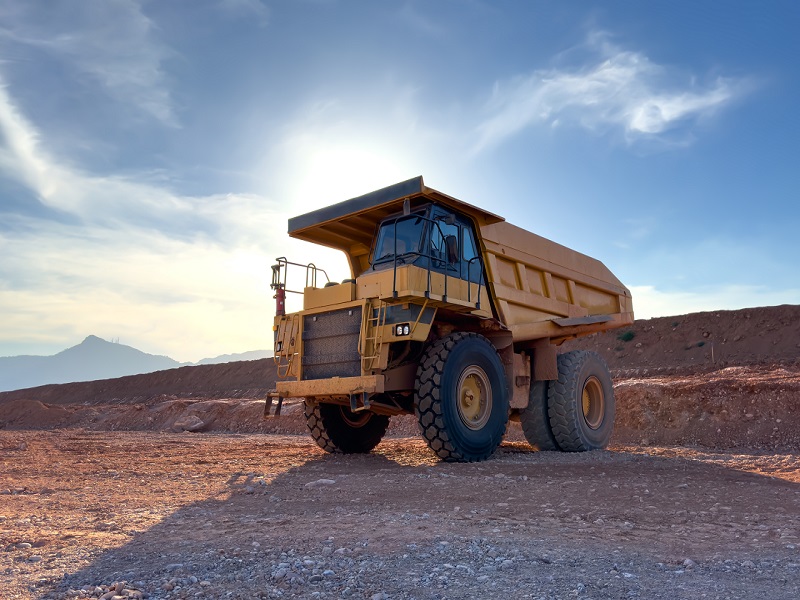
563 304 800 373
0 305 799 450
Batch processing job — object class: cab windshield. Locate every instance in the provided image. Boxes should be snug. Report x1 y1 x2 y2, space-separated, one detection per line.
372 214 425 266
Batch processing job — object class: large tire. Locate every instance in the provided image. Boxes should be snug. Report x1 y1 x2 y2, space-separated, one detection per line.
520 380 560 451
415 332 509 462
548 350 615 451
305 402 389 454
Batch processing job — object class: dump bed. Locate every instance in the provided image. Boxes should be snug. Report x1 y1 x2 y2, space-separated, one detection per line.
287 176 633 343
479 220 633 343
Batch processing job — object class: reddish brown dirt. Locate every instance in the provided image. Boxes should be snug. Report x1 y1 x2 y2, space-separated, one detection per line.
2 432 800 600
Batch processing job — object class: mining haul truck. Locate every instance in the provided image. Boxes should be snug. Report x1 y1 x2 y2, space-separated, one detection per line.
269 176 633 462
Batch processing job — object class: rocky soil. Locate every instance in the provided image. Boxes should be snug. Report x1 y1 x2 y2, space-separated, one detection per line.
2 432 800 600
1 304 799 598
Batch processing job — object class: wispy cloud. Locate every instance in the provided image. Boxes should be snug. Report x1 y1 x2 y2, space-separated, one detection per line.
0 221 279 360
0 83 50 196
474 33 748 152
0 76 181 225
0 0 177 126
218 0 271 27
611 217 658 249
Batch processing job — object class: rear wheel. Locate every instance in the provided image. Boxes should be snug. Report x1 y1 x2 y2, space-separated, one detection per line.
520 380 560 451
305 402 389 453
415 332 509 462
547 351 615 451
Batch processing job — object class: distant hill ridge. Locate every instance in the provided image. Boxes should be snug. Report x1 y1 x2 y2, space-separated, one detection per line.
3 304 798 394
0 336 270 392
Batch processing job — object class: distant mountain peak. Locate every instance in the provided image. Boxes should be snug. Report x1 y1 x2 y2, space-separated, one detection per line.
0 336 271 392
0 336 182 392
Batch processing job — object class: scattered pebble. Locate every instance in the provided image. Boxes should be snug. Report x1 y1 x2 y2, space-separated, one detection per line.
305 479 336 488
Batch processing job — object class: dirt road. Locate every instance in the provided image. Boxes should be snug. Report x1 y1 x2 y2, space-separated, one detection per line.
2 431 800 599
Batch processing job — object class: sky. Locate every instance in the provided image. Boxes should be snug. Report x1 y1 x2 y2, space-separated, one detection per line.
0 1 798 362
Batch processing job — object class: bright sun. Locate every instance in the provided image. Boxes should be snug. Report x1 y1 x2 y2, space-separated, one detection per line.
269 139 420 314
291 142 416 212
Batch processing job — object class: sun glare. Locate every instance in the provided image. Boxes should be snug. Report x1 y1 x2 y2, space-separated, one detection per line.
267 138 422 314
291 142 415 212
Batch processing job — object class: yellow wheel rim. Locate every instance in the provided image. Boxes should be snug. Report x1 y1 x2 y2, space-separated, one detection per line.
457 366 492 430
582 376 605 430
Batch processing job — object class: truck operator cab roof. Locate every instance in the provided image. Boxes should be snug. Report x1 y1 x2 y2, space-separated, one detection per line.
287 176 504 277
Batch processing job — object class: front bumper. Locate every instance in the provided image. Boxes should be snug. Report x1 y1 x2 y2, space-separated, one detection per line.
275 374 385 399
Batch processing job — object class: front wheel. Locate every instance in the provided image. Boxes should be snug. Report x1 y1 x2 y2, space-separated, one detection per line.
415 332 509 462
305 402 389 454
547 350 615 451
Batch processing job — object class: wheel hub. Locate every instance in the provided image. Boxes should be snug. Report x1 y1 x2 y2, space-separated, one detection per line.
581 376 605 430
457 366 492 430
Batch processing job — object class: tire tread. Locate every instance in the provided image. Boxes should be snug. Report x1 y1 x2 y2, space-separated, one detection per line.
547 350 614 452
305 402 389 454
415 332 508 462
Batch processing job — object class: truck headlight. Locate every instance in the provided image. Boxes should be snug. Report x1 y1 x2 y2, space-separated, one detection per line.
395 323 410 336
276 341 283 352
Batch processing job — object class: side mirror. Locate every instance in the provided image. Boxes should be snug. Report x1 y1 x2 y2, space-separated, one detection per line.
445 235 458 264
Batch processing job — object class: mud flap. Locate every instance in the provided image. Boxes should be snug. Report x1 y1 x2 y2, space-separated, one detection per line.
264 391 284 418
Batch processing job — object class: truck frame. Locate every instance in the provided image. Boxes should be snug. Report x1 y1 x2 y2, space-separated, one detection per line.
269 176 633 462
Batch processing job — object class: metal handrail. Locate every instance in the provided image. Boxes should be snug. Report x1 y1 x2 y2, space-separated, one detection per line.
466 255 484 309
271 257 330 294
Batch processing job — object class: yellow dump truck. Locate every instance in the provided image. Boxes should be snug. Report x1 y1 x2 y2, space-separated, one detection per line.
270 176 633 462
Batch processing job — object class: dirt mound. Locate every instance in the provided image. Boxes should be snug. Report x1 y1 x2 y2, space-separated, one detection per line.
613 365 800 449
563 304 800 373
0 358 278 406
1 305 799 450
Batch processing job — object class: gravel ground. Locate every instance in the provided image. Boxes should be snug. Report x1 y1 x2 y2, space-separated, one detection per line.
2 431 800 599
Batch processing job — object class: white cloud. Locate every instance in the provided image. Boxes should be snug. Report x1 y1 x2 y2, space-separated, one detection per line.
0 83 49 195
1 71 446 359
610 217 658 250
630 285 800 321
474 34 747 152
0 76 178 223
0 0 177 126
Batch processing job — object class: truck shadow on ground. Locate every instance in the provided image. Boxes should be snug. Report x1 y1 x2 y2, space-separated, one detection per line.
38 436 800 599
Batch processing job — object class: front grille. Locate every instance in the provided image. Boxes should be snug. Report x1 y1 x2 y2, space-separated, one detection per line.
302 307 362 380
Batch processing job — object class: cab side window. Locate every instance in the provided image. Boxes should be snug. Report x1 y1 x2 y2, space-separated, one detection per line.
462 227 482 283
430 221 459 270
